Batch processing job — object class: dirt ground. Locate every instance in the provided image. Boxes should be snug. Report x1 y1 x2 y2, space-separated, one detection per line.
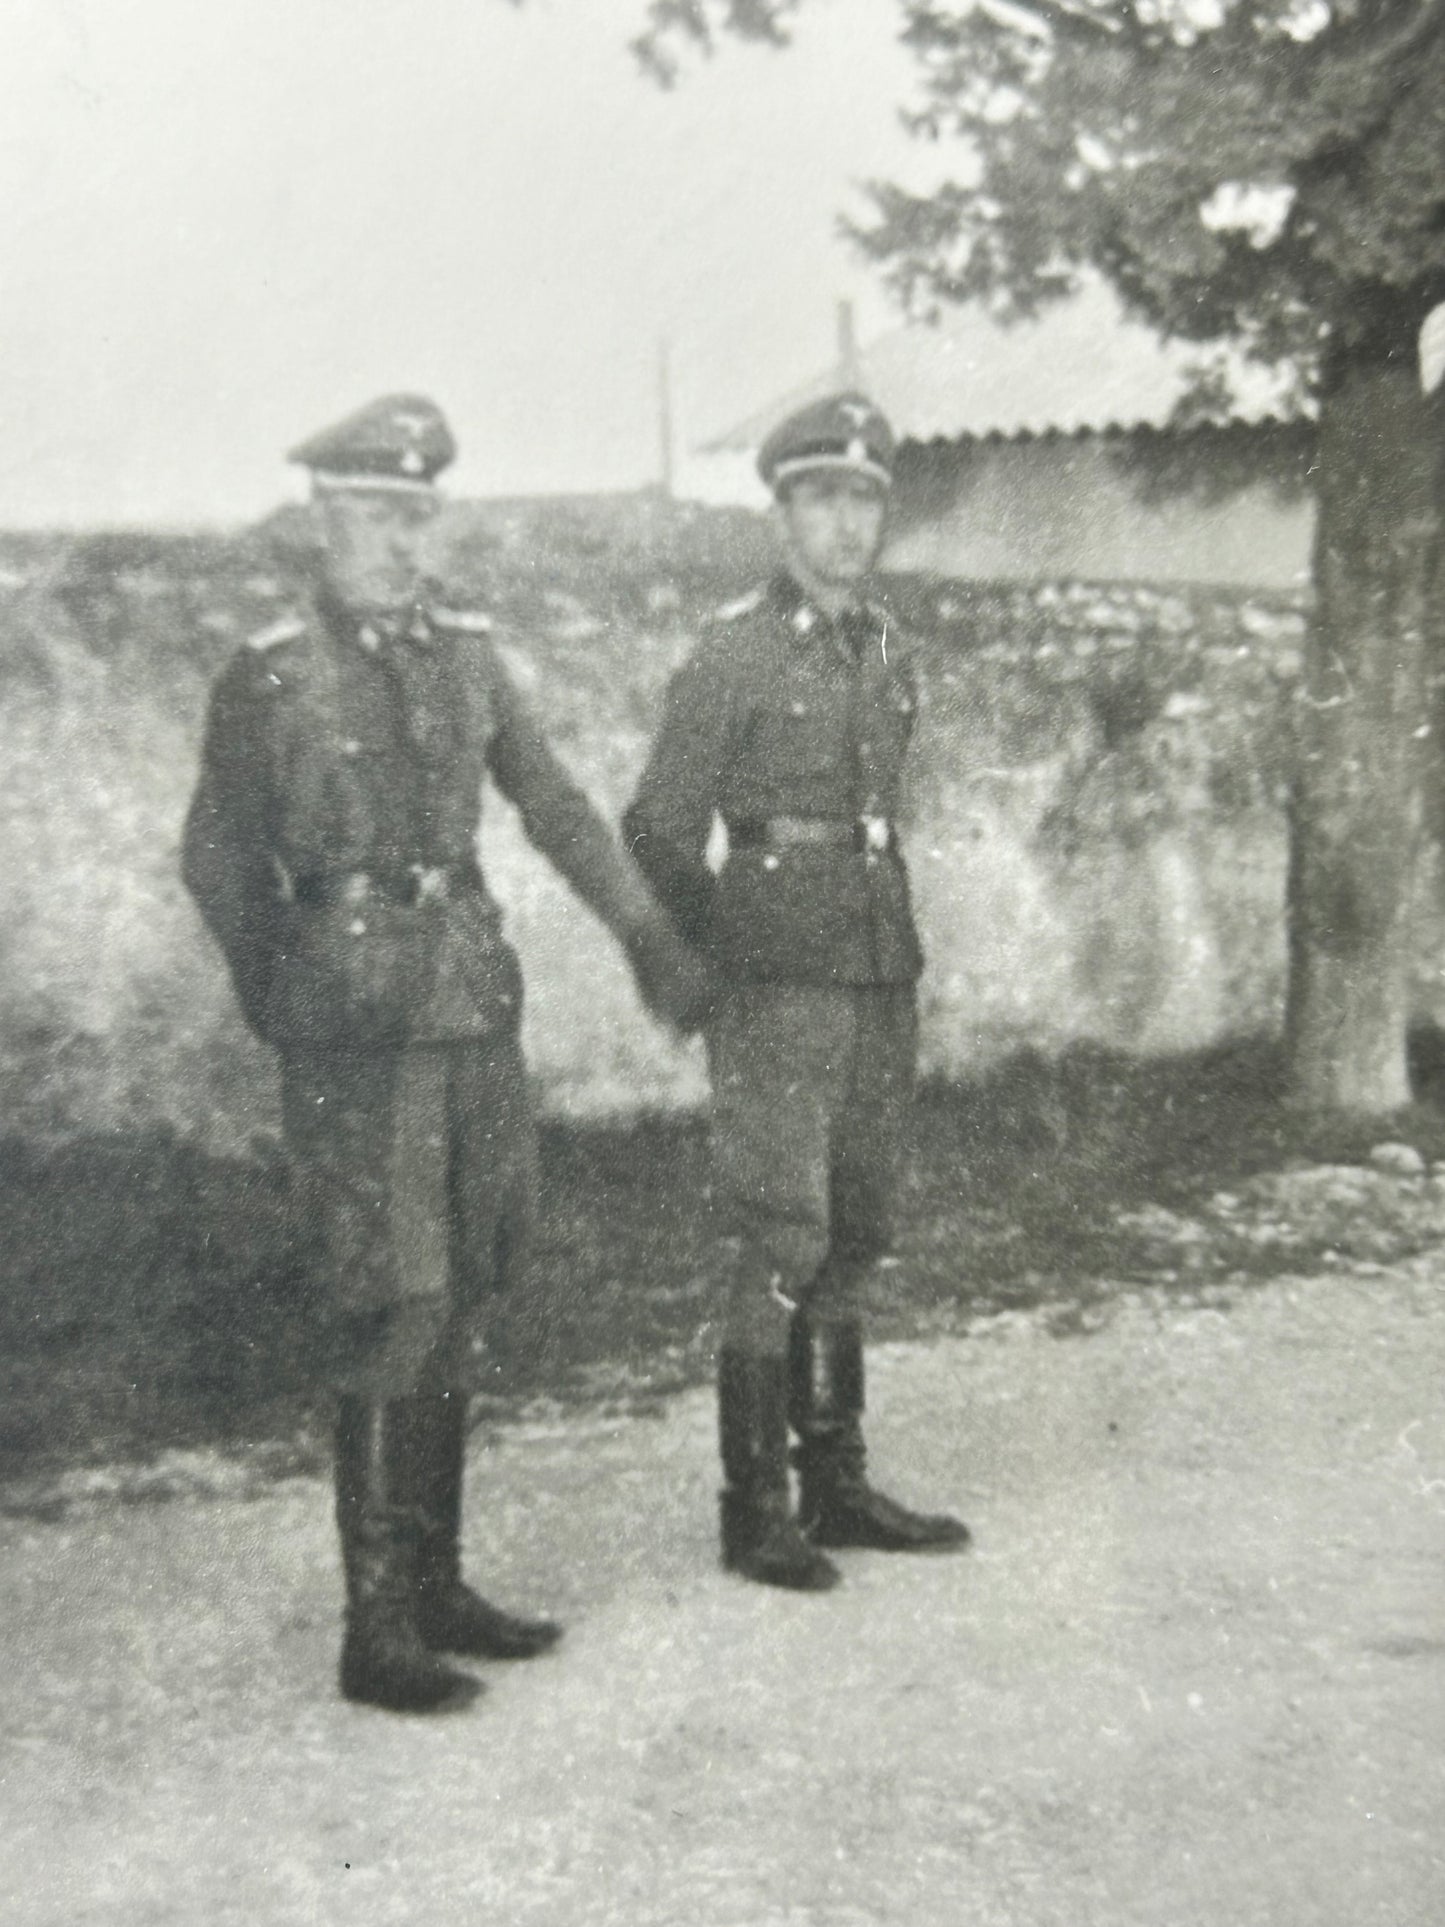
3 1255 1443 1927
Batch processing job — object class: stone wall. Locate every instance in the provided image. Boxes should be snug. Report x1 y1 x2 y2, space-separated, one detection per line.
890 427 1315 591
0 524 1338 1156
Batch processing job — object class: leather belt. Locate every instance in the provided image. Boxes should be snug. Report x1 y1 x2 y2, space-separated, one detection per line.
730 816 897 856
291 861 480 909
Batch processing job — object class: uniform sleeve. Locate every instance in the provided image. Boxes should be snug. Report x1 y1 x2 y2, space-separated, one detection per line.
621 641 735 948
484 662 661 941
181 650 284 1031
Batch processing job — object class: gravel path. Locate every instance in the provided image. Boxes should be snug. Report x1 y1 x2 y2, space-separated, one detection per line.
4 1262 1443 1927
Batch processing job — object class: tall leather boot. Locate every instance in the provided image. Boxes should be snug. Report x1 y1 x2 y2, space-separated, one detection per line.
718 1348 840 1592
334 1399 482 1713
790 1315 971 1552
399 1394 564 1660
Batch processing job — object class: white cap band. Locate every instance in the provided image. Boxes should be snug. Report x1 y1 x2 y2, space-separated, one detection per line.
312 471 436 496
771 452 892 490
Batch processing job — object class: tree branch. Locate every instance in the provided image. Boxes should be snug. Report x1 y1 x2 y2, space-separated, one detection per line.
632 0 802 84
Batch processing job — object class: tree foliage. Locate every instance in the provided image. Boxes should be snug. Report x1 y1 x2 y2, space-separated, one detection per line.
636 1 1445 397
632 2 1445 1117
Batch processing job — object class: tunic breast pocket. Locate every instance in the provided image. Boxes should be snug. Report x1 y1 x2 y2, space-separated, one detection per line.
744 700 842 778
884 675 918 737
864 678 917 771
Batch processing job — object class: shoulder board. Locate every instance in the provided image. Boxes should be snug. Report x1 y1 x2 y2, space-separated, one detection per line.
706 587 766 626
245 612 308 653
431 606 493 634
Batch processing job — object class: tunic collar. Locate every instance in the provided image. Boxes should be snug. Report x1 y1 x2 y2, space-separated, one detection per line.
319 586 438 654
769 571 880 665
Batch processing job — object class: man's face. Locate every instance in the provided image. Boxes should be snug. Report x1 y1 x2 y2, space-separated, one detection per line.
321 487 440 609
778 470 889 592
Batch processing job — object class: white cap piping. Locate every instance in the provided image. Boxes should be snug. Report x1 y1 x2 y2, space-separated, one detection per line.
769 452 892 490
311 471 436 496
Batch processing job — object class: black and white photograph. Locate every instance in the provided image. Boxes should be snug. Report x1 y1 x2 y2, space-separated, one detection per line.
2 1 1443 1921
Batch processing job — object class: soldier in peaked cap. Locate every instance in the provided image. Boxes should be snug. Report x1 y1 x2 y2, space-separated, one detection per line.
625 391 969 1593
287 391 461 483
184 395 709 1714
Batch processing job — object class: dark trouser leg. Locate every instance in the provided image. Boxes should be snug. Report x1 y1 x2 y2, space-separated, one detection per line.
791 991 969 1552
789 1311 970 1552
397 1393 563 1658
333 1399 481 1713
708 988 847 1592
398 1042 561 1657
718 1348 838 1591
281 1048 455 1401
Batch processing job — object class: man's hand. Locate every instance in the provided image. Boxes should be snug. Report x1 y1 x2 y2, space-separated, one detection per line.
625 913 716 1037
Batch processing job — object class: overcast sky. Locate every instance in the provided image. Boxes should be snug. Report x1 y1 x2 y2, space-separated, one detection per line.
0 0 924 526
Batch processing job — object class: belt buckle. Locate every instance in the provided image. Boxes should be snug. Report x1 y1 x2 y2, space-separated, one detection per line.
859 814 891 860
409 864 448 905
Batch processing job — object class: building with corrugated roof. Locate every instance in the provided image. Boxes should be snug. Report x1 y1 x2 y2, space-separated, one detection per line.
690 282 1314 590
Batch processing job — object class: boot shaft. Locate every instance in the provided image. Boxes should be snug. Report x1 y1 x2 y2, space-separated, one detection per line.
718 1347 790 1491
395 1394 469 1532
334 1397 420 1588
716 1347 839 1592
789 1315 868 1488
784 1325 972 1554
332 1399 480 1712
394 1394 565 1661
391 1393 468 1593
787 1314 865 1433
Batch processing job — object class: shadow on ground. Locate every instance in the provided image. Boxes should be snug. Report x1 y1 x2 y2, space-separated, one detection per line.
6 1031 1445 1498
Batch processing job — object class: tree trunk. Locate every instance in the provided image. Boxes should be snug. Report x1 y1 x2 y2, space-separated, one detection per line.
1285 350 1443 1114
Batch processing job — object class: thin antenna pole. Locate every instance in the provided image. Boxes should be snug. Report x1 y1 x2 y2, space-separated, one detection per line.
837 300 859 384
657 335 675 498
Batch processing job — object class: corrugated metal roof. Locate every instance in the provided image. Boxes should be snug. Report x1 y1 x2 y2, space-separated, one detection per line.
700 282 1296 452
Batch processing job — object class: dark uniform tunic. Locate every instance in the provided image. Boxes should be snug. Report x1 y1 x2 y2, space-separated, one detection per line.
625 572 924 1350
184 589 660 1395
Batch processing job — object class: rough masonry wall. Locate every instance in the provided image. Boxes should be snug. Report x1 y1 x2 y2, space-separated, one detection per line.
0 526 1336 1156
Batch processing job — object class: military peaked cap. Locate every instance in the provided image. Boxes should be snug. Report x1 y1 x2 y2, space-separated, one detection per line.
757 391 895 493
287 394 457 489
